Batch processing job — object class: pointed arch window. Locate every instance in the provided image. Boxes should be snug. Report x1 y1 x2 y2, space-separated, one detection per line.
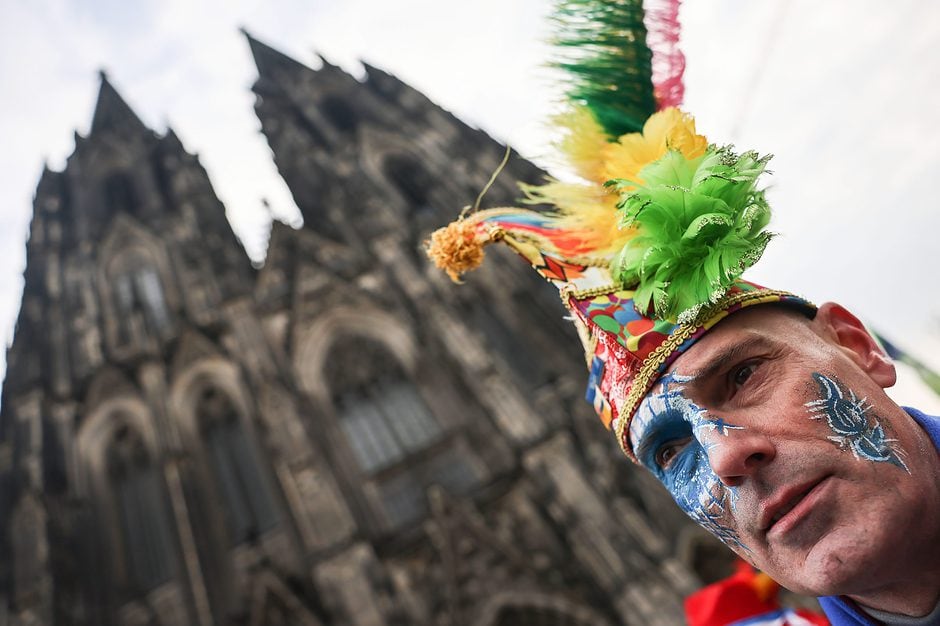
197 386 279 544
321 334 483 528
110 252 172 345
106 422 175 591
336 377 442 473
116 265 170 330
327 337 442 473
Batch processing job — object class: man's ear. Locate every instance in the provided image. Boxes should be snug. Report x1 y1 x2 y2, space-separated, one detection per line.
813 302 897 388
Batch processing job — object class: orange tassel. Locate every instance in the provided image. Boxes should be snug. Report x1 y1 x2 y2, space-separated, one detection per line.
425 219 489 283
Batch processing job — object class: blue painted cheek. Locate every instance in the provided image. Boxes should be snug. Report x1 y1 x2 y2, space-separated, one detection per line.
633 372 745 548
660 442 713 511
654 433 745 550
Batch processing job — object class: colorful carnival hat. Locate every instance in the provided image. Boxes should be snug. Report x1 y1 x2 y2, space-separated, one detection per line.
426 0 815 461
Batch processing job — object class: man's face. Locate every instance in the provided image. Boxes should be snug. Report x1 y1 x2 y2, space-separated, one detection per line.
629 304 925 596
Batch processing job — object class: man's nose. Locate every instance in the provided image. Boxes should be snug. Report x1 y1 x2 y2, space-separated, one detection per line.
705 430 776 487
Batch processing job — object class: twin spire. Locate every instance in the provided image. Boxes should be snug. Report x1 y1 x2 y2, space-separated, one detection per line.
91 31 338 138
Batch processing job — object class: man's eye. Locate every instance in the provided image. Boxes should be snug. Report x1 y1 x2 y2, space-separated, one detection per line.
732 363 757 387
655 437 692 468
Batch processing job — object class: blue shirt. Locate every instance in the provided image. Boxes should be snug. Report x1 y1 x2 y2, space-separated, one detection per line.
817 408 940 626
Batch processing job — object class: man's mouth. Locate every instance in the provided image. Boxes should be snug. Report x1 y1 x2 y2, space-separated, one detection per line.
761 476 829 533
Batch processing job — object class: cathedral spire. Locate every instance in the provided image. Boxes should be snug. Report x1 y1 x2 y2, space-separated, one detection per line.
241 30 312 82
90 70 149 136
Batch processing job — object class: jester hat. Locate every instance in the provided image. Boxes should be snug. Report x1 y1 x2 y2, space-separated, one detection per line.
426 0 814 461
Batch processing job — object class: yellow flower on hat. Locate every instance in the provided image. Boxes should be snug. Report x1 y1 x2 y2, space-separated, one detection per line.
601 107 707 185
521 106 708 262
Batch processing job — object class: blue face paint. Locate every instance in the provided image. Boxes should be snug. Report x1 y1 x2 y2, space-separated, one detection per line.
631 373 747 550
805 372 908 472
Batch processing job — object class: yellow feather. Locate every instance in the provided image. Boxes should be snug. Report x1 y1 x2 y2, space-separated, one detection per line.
555 108 609 182
518 107 708 259
521 181 633 256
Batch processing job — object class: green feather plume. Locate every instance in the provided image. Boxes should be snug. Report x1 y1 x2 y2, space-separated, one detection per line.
552 0 657 138
606 146 774 322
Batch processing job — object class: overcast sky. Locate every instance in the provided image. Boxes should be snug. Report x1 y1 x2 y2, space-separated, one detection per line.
1 0 938 410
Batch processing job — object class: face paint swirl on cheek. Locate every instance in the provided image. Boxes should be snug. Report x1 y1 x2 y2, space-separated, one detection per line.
632 373 748 550
805 372 909 472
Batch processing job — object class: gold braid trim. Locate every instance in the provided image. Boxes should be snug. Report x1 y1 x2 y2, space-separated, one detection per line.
614 289 811 462
560 282 623 301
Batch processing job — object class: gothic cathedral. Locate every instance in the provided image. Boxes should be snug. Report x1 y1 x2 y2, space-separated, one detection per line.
0 33 726 626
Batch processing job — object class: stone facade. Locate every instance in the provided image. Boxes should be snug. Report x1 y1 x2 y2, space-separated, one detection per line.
0 33 730 626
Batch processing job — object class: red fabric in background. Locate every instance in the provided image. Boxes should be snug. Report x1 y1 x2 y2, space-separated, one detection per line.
685 562 829 626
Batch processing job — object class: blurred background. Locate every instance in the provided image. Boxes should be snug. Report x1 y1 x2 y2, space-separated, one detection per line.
0 1 938 625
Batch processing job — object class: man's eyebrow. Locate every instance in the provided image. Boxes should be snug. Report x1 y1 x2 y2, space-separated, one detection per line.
684 335 775 387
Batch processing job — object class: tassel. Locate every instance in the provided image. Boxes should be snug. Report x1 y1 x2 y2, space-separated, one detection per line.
425 218 490 283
